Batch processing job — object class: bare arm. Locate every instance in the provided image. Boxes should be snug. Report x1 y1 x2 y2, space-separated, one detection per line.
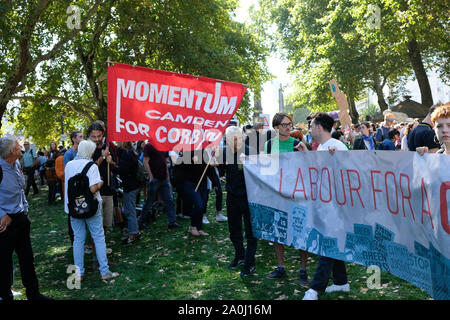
143 156 153 181
90 180 104 194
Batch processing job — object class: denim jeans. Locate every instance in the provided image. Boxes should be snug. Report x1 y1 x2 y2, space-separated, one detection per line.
183 180 208 230
140 178 176 225
24 167 38 196
310 256 348 292
70 207 110 277
47 180 56 204
122 188 139 235
227 193 257 267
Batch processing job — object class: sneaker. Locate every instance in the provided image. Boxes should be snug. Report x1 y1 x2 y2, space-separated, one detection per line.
12 290 22 298
179 214 191 220
240 265 256 277
215 213 228 222
302 289 318 300
101 271 120 281
122 237 137 245
228 258 245 269
325 283 350 293
168 222 182 229
299 269 309 287
266 266 286 279
84 247 92 254
202 215 210 224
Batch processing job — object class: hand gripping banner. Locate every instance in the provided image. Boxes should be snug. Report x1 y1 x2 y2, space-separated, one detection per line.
243 151 450 299
107 63 247 151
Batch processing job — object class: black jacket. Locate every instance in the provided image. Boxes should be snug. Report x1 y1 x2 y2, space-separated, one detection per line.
352 136 376 150
113 148 140 192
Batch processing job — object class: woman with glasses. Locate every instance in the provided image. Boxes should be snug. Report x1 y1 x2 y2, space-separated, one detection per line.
417 103 450 155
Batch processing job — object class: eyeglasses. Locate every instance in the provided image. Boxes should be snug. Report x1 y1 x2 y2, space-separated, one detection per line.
388 118 395 122
279 123 293 129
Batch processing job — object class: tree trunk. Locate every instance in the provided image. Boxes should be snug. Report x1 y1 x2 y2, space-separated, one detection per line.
0 85 19 130
373 77 388 112
406 38 433 108
347 89 359 124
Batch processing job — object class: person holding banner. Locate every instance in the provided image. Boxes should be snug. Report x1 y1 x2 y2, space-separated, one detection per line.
221 126 257 277
109 141 141 245
302 112 350 300
87 122 116 259
88 122 117 231
264 112 310 287
139 141 182 230
416 103 450 155
182 150 216 236
408 104 441 152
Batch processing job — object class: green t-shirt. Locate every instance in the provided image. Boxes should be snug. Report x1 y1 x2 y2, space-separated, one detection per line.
264 136 296 154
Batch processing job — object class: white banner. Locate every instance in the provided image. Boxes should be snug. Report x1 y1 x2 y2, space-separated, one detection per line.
243 151 450 299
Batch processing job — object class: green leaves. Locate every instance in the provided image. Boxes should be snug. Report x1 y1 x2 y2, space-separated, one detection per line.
2 0 270 140
255 0 448 117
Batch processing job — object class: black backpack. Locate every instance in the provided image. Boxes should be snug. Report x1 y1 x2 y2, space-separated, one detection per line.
67 162 99 219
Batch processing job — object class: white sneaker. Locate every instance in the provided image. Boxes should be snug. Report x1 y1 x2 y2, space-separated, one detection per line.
216 213 228 222
12 290 22 298
202 215 210 224
325 283 350 293
302 289 318 300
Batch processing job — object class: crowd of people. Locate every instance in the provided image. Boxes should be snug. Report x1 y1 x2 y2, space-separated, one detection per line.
0 101 448 300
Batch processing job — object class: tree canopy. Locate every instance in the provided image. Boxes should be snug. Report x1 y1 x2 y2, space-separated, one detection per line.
254 0 449 123
1 0 270 147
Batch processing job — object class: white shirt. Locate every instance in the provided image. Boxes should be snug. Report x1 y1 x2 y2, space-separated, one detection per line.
64 159 102 214
401 135 409 151
318 138 348 151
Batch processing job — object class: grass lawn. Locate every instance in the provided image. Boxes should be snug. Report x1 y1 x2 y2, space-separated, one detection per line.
11 185 432 300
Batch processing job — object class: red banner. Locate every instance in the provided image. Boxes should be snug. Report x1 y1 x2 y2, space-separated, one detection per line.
107 63 247 151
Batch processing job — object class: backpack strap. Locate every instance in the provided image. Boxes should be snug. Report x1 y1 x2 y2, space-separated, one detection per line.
81 161 95 176
0 164 2 184
267 139 272 154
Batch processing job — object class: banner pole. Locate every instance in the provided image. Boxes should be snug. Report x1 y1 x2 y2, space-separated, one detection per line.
194 155 213 192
